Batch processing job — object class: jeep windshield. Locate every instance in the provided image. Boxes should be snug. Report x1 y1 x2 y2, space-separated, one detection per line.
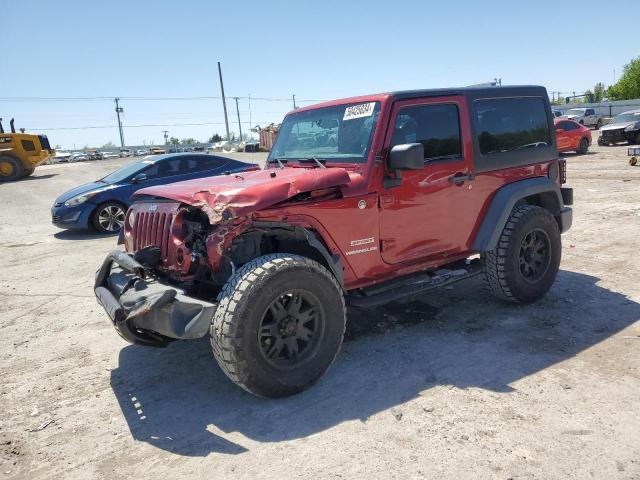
268 101 381 164
564 109 585 116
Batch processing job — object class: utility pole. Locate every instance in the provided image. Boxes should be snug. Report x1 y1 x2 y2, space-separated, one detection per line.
234 97 243 141
292 94 297 109
248 94 252 139
163 130 169 145
114 98 125 148
217 62 231 142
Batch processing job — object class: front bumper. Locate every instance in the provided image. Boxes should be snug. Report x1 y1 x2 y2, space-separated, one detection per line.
51 203 93 229
94 250 217 347
601 128 638 143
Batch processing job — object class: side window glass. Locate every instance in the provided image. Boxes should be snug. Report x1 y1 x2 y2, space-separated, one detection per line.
391 103 462 161
475 97 551 155
166 159 183 175
142 164 160 179
21 140 36 151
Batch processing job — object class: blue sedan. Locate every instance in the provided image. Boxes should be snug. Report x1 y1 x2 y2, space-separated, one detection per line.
51 153 251 233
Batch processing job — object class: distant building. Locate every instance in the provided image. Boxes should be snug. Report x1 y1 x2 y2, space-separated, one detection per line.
257 124 280 151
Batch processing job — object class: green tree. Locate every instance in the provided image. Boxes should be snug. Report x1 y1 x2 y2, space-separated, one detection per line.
208 133 223 143
607 57 640 100
169 137 180 145
101 141 115 148
593 82 605 102
180 138 197 145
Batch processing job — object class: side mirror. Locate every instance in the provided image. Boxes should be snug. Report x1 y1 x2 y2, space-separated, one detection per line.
131 173 147 184
388 143 424 170
555 128 564 133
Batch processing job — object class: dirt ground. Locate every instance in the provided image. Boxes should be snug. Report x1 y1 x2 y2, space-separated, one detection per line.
1 140 639 480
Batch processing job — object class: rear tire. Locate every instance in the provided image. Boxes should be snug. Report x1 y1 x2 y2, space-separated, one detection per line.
596 119 602 130
577 137 589 154
0 156 25 182
210 254 346 398
483 205 561 304
23 168 35 177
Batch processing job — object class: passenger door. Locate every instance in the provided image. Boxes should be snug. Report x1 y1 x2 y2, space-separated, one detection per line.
378 96 487 264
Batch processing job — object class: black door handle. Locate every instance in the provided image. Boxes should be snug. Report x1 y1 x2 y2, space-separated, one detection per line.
449 172 476 184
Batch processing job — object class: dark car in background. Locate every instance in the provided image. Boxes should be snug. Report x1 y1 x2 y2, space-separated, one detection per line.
51 153 252 233
598 109 640 146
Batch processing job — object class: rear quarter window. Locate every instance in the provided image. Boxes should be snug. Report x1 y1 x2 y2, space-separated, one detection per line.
475 97 550 155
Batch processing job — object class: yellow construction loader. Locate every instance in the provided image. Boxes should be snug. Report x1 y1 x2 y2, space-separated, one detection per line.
0 118 54 181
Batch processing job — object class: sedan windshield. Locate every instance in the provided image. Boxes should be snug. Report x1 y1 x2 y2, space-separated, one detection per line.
100 160 150 183
612 112 640 124
268 101 381 164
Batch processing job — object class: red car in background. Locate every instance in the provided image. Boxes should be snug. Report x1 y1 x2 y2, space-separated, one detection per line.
555 118 591 154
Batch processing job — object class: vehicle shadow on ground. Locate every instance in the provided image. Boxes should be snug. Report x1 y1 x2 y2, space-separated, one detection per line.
110 270 639 456
54 230 116 241
0 173 58 185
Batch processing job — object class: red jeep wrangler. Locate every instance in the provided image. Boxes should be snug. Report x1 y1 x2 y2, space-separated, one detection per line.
95 86 573 397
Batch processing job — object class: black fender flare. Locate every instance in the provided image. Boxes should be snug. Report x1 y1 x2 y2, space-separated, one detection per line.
472 177 566 252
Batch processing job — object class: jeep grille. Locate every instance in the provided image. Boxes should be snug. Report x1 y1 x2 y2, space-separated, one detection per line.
132 211 173 257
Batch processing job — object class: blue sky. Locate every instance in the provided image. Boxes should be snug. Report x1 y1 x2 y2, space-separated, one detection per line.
1 0 637 149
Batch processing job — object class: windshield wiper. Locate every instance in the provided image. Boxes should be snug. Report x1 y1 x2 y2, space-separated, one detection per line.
268 158 287 169
298 157 327 169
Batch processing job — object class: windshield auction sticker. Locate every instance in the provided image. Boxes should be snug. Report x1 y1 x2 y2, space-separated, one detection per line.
343 102 376 121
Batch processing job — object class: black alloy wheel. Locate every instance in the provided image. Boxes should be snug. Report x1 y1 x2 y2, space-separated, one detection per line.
518 228 551 283
258 290 325 369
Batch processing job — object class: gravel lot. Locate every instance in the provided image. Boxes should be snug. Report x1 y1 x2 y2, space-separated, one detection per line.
1 140 639 479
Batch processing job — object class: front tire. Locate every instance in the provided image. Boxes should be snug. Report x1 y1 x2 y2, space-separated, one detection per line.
211 254 346 398
483 205 561 304
91 202 126 233
0 156 25 182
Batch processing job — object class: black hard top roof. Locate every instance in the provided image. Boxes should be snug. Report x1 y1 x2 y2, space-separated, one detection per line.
389 85 548 101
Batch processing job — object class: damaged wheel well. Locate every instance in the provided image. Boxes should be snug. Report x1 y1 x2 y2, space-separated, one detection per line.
228 223 344 289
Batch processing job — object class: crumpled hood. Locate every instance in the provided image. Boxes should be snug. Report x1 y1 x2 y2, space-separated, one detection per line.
601 121 638 131
135 167 352 222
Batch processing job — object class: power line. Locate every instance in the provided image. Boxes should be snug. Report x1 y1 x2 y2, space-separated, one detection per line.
29 120 272 131
0 95 326 103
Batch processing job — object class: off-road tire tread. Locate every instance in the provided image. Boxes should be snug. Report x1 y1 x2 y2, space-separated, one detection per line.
482 205 554 303
210 253 345 397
